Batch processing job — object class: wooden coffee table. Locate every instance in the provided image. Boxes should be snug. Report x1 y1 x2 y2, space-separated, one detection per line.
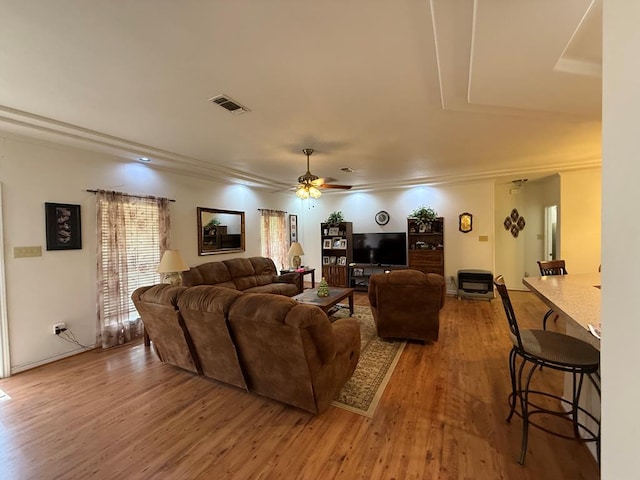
292 287 355 316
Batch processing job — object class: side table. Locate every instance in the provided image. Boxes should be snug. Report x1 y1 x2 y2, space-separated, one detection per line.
280 267 316 288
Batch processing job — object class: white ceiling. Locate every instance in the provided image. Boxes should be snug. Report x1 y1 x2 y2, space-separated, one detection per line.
0 0 602 192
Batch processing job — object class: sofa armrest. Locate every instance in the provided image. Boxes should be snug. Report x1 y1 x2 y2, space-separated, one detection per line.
331 318 360 355
275 272 303 293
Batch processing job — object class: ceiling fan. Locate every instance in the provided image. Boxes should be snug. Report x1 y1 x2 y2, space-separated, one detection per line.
295 148 352 199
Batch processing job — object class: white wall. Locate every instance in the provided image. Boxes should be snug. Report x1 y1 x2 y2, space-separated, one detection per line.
601 1 640 477
0 135 290 373
494 172 599 290
297 182 496 293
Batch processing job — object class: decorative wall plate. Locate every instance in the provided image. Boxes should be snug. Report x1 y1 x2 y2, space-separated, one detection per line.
375 210 390 225
459 212 472 233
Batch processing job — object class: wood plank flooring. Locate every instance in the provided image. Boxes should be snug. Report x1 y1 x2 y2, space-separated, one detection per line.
0 290 599 479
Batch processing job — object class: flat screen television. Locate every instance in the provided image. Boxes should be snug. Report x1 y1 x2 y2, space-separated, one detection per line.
352 232 407 266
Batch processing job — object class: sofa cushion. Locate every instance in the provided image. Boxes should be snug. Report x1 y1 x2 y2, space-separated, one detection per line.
249 257 278 286
177 286 248 389
244 283 299 296
224 258 259 291
131 284 200 374
182 261 234 288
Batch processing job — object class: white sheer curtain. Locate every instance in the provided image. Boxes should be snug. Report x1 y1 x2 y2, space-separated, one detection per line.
96 191 170 348
259 209 288 271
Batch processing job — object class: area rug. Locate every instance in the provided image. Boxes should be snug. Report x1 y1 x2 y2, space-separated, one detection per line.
331 305 405 417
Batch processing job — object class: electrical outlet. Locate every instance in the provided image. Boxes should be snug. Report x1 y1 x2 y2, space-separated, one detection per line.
52 322 66 335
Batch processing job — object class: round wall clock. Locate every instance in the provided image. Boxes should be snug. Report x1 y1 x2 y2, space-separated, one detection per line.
375 210 390 225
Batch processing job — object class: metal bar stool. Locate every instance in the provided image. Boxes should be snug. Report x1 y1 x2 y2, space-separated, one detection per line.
494 275 600 465
536 260 568 330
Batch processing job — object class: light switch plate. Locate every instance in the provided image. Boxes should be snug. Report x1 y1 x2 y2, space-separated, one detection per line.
14 246 42 258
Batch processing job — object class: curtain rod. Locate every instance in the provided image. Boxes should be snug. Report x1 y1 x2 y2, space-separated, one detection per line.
86 189 176 202
257 208 288 213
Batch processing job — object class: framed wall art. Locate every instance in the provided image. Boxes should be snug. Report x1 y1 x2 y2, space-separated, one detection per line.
45 202 82 250
289 214 298 245
459 212 473 233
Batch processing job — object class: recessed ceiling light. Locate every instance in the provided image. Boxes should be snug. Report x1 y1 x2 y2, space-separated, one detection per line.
138 157 151 163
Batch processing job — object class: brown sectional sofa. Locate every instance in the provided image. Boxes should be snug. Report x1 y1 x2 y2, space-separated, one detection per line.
182 256 302 296
132 283 360 413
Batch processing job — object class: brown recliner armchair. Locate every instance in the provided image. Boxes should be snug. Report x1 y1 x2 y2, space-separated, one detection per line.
368 269 446 342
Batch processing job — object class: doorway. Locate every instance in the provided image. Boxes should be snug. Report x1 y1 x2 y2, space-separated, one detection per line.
0 183 9 377
544 205 558 261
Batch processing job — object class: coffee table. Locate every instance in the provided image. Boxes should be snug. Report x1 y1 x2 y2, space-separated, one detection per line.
292 287 355 316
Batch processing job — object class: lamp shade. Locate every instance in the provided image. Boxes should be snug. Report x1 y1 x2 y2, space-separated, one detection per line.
157 250 189 273
288 242 305 257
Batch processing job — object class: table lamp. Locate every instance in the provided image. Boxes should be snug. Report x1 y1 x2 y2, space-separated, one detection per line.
288 242 305 269
157 249 189 285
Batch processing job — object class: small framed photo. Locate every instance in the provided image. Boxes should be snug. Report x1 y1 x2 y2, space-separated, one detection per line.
338 256 347 265
328 227 339 236
353 268 364 276
333 238 342 249
339 239 347 249
323 239 332 249
45 202 82 250
323 256 330 265
330 256 337 264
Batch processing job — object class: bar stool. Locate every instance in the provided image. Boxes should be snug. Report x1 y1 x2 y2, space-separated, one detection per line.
536 260 568 330
494 275 600 465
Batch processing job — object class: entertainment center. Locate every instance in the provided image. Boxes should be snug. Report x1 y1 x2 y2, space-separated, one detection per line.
320 218 445 290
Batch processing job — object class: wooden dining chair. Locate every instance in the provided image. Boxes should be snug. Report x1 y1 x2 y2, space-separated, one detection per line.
537 260 568 329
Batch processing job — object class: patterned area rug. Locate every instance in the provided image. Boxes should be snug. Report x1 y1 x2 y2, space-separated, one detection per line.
331 305 405 417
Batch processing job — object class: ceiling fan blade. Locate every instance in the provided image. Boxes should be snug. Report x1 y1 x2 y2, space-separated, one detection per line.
319 184 352 190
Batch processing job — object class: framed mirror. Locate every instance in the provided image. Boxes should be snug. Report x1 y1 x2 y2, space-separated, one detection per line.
197 207 245 255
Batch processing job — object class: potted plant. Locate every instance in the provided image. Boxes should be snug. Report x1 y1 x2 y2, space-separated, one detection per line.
204 217 221 235
325 211 345 227
409 206 438 225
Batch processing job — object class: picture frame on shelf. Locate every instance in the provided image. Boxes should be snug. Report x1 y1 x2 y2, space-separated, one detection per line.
323 239 332 249
333 238 342 249
329 256 337 264
322 256 330 265
328 227 339 236
339 239 347 249
338 256 347 265
353 268 364 276
45 202 82 250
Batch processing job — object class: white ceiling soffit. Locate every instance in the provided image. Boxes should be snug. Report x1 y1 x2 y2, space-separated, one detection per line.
432 0 601 118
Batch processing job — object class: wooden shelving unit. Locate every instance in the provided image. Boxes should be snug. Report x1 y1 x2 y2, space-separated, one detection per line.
320 222 353 287
407 217 444 276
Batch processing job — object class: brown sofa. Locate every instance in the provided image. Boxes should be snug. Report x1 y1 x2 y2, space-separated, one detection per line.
132 283 360 413
368 269 446 342
181 256 302 296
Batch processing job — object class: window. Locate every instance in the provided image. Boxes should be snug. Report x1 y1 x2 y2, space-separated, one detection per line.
96 191 169 347
259 209 288 270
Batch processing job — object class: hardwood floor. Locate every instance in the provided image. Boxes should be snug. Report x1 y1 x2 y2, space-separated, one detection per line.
0 290 599 479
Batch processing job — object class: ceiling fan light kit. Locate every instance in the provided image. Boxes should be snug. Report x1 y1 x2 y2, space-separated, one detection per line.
295 148 353 199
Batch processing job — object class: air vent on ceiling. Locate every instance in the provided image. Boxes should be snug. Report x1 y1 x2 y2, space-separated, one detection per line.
208 94 250 115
